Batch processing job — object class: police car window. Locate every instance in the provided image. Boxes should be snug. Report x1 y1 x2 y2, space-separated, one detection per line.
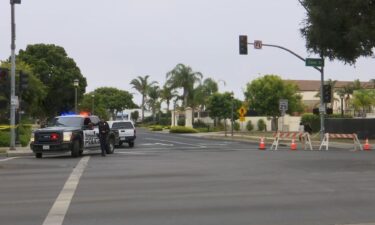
50 117 83 127
112 122 133 129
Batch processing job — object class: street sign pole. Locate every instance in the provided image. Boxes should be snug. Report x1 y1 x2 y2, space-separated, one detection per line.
319 56 325 141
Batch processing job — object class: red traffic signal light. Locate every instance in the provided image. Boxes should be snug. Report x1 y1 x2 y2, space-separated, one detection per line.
239 35 248 55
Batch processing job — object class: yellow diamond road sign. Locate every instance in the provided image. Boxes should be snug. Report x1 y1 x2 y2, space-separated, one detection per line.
238 106 247 116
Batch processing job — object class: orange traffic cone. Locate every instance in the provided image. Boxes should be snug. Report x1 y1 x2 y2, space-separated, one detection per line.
290 138 297 151
364 139 371 151
259 137 266 150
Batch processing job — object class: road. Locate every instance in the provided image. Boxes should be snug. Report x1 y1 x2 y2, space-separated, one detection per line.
1 129 375 225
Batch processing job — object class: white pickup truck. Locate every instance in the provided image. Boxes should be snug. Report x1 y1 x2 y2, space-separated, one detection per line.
107 120 136 147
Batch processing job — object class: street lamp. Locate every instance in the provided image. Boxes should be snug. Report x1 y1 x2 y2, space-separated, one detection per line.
91 94 95 115
74 79 79 114
9 0 21 150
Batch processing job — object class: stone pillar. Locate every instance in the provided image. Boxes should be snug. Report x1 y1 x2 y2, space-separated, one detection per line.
174 110 179 126
185 107 193 128
171 110 175 126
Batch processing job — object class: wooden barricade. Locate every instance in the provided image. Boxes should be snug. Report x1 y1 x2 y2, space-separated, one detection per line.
270 132 313 150
319 133 363 151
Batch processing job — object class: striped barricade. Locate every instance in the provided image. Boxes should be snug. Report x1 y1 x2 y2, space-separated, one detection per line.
270 132 312 150
319 133 363 151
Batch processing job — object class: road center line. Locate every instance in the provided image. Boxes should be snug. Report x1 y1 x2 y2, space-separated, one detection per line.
42 156 90 225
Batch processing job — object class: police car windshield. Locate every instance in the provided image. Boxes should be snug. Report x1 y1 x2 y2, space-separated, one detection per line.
49 117 83 127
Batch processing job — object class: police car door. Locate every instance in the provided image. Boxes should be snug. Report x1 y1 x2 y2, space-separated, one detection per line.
83 118 100 148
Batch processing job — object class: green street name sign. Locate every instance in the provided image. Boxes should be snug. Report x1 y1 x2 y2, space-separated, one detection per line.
305 58 324 67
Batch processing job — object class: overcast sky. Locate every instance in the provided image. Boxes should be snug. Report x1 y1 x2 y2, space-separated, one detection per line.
0 0 373 104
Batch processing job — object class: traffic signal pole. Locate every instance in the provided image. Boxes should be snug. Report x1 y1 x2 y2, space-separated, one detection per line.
10 1 17 150
242 38 325 140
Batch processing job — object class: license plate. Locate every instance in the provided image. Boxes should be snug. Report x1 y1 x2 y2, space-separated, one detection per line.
43 145 50 150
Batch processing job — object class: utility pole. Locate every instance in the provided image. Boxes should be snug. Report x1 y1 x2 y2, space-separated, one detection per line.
10 0 21 150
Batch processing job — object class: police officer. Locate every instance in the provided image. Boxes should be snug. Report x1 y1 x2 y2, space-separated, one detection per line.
98 118 110 156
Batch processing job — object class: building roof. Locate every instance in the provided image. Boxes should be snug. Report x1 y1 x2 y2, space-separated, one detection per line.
286 80 374 91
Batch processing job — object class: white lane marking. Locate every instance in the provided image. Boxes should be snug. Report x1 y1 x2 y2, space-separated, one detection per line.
140 143 174 146
337 223 375 225
42 156 90 225
116 152 147 155
145 138 206 148
0 157 19 162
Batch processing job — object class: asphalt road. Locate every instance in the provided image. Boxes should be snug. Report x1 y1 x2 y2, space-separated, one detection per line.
1 129 375 225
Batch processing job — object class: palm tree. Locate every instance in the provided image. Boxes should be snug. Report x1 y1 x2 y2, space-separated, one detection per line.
160 84 178 114
147 85 160 122
166 64 203 108
130 75 157 122
335 88 346 116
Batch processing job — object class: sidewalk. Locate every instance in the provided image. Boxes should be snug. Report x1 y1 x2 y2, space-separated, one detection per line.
183 131 362 150
0 145 33 157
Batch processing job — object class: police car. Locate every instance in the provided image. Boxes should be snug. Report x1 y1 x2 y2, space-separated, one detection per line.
30 114 118 158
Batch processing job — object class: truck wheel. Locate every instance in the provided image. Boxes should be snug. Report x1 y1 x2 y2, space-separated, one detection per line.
35 153 42 158
129 141 134 148
71 140 80 157
106 138 115 154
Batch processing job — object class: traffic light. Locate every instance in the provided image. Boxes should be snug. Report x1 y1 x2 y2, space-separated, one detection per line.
323 84 331 103
19 71 29 91
239 35 248 55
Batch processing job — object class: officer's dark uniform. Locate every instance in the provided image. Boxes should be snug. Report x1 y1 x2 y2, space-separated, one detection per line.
98 120 110 156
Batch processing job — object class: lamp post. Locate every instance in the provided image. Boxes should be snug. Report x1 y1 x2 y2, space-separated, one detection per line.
9 0 21 150
91 94 95 115
74 79 79 114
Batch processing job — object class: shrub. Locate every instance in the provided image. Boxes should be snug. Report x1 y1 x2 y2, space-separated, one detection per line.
257 119 267 131
169 126 198 133
246 120 254 131
300 113 320 133
193 119 208 128
150 125 163 131
177 118 185 126
233 122 240 131
0 131 10 147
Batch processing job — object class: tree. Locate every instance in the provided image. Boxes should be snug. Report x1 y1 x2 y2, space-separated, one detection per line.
160 84 178 113
0 61 47 122
299 0 375 64
206 92 242 134
131 110 139 122
17 44 86 117
130 75 157 122
244 75 304 131
166 64 203 108
147 85 160 122
84 87 137 120
351 89 375 117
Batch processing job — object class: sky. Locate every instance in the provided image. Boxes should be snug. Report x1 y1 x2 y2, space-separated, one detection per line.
0 0 374 105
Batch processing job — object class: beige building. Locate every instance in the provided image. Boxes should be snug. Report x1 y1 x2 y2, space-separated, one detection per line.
286 80 374 114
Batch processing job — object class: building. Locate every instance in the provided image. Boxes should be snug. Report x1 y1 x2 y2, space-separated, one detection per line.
287 80 374 115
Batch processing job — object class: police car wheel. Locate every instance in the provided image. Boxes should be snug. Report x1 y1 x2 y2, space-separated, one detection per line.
71 140 80 158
